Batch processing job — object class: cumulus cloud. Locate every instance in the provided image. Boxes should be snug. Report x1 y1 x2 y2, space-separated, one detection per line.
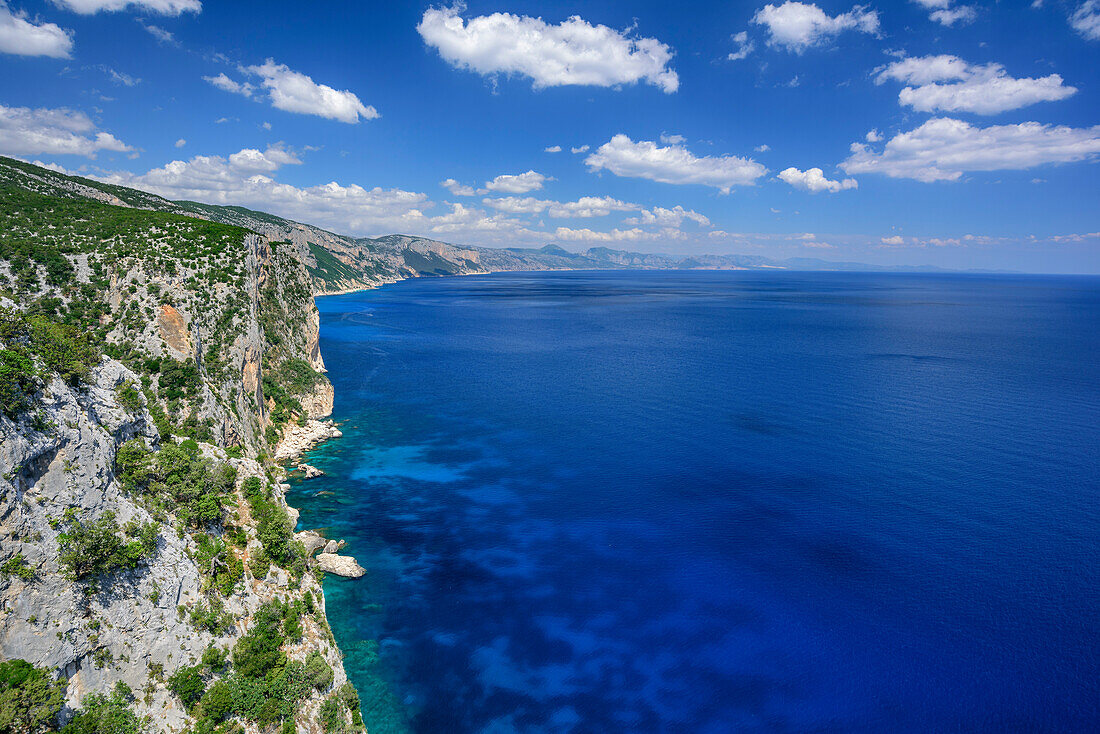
417 4 679 93
544 145 561 153
842 117 1100 182
585 134 766 193
203 72 254 97
243 60 378 123
623 205 711 227
865 129 883 142
0 103 132 157
728 30 754 60
876 55 1076 114
755 144 771 152
52 0 200 14
440 178 476 196
93 146 442 236
483 170 548 194
660 133 686 144
0 1 73 57
483 195 639 218
751 2 879 52
881 235 906 245
910 0 977 26
1071 1 1100 39
552 226 663 243
778 166 857 192
571 145 589 154
174 138 185 147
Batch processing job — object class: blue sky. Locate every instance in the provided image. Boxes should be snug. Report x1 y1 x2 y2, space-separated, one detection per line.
1 0 1098 272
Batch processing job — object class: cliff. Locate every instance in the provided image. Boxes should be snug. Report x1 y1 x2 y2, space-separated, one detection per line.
0 158 363 732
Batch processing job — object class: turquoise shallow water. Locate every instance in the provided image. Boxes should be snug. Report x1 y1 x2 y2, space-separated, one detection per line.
287 270 1100 733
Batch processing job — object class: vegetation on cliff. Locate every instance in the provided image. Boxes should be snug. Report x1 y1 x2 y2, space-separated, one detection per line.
0 159 360 733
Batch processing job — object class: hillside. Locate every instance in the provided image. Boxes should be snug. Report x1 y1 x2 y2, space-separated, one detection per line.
0 158 369 733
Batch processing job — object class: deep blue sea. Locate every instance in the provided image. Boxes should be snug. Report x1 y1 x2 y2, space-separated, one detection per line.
286 271 1100 734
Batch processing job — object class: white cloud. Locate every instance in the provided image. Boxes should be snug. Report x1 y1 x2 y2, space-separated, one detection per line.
204 72 254 97
865 129 883 142
441 178 476 196
0 1 73 58
417 5 679 93
51 0 200 14
484 195 639 218
585 134 767 193
544 145 562 153
102 66 139 86
174 138 185 148
660 133 686 144
751 2 879 53
876 55 1076 114
728 30 754 60
881 235 906 245
93 147 440 236
1071 1 1100 39
930 6 977 25
842 117 1100 182
623 205 710 227
0 104 132 157
571 145 589 154
552 226 664 243
910 0 977 26
483 170 548 194
141 23 175 44
778 166 857 192
755 144 771 152
243 60 378 123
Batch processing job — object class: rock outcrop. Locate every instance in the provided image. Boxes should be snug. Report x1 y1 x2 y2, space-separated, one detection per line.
275 420 343 463
316 554 366 579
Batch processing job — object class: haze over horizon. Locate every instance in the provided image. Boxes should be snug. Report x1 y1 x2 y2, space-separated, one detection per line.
1 0 1099 272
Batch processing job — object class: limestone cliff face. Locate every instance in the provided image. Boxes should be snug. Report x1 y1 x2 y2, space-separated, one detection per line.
0 360 352 732
0 157 357 732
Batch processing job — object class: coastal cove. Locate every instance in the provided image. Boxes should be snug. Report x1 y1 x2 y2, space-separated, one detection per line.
288 270 1100 733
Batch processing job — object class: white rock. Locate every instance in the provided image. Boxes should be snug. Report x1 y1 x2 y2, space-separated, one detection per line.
316 553 365 578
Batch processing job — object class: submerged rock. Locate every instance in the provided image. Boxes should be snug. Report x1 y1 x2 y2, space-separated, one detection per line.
316 553 365 578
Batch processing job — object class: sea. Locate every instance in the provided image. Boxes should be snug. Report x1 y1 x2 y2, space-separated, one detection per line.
285 270 1100 734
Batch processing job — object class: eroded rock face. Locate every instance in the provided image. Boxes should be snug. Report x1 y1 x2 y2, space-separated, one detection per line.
0 360 357 731
316 554 366 578
156 304 192 357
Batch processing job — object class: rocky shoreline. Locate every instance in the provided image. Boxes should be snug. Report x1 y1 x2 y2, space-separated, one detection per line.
274 419 367 579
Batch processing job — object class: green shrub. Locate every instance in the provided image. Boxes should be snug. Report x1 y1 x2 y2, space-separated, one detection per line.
303 651 333 691
231 603 286 679
115 439 236 529
197 679 233 724
167 664 206 712
115 380 143 413
0 553 34 580
57 511 158 581
0 659 65 733
61 683 141 734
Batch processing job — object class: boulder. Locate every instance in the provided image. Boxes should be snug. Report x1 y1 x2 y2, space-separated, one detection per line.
316 553 365 578
295 531 328 556
297 463 325 479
